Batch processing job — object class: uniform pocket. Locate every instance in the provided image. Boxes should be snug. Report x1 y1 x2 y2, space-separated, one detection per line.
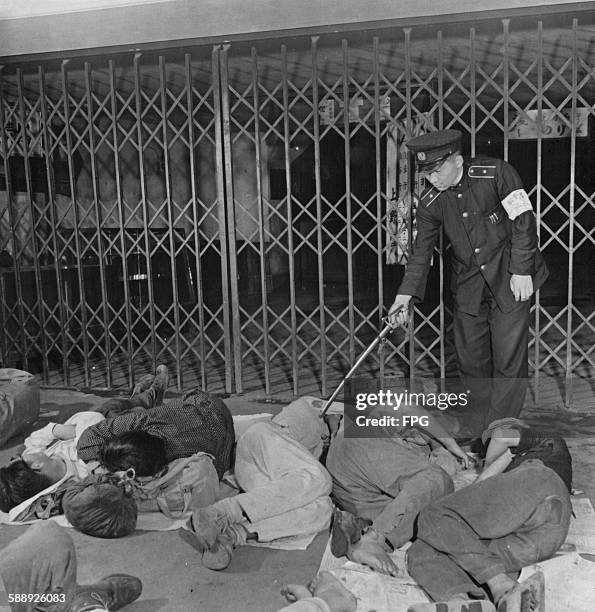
484 205 510 241
484 205 504 225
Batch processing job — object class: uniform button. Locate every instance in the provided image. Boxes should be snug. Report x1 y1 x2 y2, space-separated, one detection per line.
474 247 480 253
462 212 469 218
483 169 487 174
480 264 486 270
457 193 462 199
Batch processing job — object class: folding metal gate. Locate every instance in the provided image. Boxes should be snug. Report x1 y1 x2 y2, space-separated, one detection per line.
0 49 235 392
0 10 593 404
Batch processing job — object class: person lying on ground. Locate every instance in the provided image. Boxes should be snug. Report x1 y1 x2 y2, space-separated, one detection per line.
405 418 572 612
475 416 572 489
0 520 142 612
279 571 357 612
77 379 235 481
326 402 470 575
0 367 167 515
188 397 333 570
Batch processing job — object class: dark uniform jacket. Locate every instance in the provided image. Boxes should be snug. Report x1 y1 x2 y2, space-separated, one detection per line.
398 157 548 315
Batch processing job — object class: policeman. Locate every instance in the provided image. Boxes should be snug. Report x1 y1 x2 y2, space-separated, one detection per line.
388 129 548 433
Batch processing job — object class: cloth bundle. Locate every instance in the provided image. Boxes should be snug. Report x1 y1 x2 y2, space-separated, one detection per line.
62 474 138 538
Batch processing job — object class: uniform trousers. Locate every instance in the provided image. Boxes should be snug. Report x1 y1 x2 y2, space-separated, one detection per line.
453 287 531 433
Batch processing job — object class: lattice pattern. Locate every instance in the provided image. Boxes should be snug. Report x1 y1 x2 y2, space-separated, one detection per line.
0 13 592 406
219 19 593 403
0 50 231 392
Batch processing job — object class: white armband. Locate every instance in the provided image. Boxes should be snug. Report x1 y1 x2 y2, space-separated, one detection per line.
501 189 533 220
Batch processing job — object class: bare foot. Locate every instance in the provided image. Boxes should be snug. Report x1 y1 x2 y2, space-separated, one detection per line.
281 584 312 603
347 530 400 577
310 572 357 612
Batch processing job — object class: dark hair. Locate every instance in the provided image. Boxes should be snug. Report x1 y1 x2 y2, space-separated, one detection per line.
0 459 55 512
99 431 167 477
508 435 573 492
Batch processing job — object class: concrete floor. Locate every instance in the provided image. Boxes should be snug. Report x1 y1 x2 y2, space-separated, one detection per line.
0 386 594 611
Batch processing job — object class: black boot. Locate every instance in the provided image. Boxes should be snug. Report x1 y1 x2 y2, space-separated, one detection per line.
36 574 142 612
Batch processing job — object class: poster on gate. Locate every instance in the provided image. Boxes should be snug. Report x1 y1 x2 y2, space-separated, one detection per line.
510 108 590 140
386 114 435 265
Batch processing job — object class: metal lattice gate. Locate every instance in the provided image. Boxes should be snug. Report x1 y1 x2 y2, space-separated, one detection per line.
0 11 593 404
0 49 235 392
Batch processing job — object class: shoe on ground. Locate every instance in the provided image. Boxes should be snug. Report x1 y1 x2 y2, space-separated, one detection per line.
131 374 154 398
37 574 142 612
152 364 169 406
202 529 236 571
330 507 372 558
189 506 230 551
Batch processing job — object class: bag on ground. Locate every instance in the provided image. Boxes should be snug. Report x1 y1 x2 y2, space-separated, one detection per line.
132 452 219 519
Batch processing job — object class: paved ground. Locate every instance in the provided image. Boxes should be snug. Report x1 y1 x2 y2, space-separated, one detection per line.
0 386 594 611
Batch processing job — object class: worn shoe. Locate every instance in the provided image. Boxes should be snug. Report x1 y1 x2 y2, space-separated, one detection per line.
201 530 235 571
330 507 372 558
130 374 154 398
152 364 169 406
37 574 142 612
188 506 230 551
201 522 247 571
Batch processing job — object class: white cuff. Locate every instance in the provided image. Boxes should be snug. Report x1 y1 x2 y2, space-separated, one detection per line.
64 411 106 443
23 422 56 451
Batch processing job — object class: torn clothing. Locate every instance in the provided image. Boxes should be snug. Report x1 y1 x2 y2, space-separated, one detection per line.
326 434 453 548
227 420 333 541
77 389 235 479
407 462 571 602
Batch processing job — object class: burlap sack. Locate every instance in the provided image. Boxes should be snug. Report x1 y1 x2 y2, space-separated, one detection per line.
0 368 40 447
